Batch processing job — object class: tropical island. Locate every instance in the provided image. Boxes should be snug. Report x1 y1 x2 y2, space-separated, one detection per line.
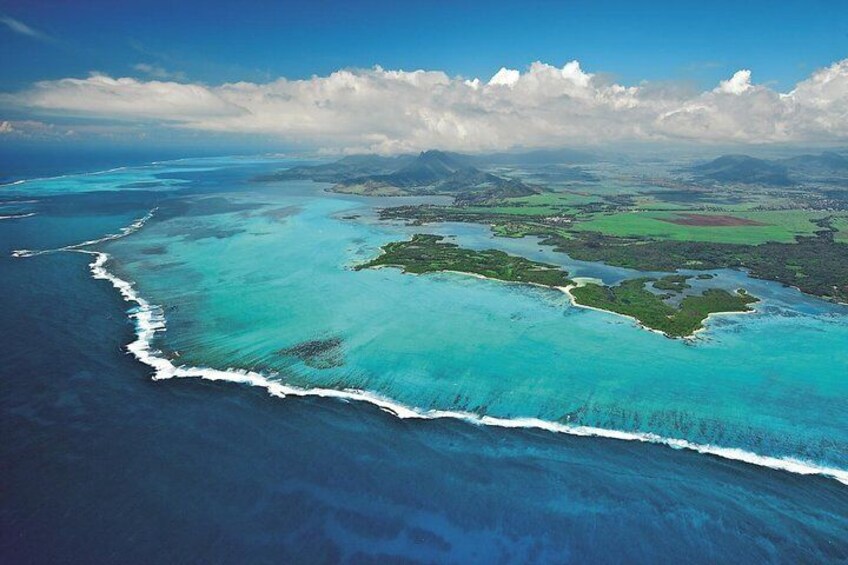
355 234 573 287
569 278 757 338
357 234 759 338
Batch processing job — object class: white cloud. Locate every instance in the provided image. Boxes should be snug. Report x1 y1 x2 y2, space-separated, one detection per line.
715 69 753 94
0 120 14 134
1 15 52 42
488 67 521 87
5 59 848 152
16 73 245 120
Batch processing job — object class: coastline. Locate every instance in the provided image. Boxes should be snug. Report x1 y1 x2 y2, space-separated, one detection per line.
561 278 757 340
368 259 756 340
689 300 759 337
24 227 839 486
89 249 848 485
560 280 670 338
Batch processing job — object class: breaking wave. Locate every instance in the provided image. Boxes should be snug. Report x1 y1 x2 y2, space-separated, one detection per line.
12 210 848 486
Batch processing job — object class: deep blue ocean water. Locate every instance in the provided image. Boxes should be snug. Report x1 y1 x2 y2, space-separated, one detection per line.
2 155 847 563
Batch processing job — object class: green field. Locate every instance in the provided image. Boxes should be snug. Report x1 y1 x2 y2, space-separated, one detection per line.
506 192 604 207
462 192 602 217
832 216 848 242
570 210 832 244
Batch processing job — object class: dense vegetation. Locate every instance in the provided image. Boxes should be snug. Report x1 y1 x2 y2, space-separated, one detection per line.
357 234 573 288
382 206 848 302
570 279 758 338
544 232 848 302
652 275 692 292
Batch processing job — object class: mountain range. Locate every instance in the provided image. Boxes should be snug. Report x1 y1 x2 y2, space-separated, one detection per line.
690 152 848 186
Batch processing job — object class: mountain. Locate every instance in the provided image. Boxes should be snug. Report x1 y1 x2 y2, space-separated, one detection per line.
252 154 415 183
256 149 540 203
690 155 793 186
339 150 539 203
371 150 473 187
433 166 540 204
778 152 848 178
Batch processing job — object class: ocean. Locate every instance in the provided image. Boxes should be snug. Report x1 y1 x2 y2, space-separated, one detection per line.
2 155 846 562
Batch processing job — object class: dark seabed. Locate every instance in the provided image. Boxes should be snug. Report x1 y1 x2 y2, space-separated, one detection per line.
1 158 847 563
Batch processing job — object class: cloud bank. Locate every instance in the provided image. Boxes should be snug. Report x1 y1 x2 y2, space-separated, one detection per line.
4 59 848 153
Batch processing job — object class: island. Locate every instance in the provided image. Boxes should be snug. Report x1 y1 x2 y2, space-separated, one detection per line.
357 235 759 338
355 234 573 287
568 279 757 338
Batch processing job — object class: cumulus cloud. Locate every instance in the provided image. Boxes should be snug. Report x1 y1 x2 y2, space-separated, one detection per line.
5 59 848 152
1 15 52 42
488 67 521 87
0 120 14 134
715 69 752 94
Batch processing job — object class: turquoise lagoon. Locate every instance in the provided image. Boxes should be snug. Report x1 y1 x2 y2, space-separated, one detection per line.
47 157 844 477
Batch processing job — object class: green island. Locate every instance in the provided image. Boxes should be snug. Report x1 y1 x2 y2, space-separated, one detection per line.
358 235 759 338
356 234 573 288
569 279 758 338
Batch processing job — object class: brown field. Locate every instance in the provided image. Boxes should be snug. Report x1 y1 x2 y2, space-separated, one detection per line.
662 214 769 227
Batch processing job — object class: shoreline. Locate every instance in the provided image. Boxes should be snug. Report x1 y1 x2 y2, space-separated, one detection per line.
88 250 848 486
10 213 847 486
561 278 757 340
24 226 841 486
559 280 671 338
367 256 756 340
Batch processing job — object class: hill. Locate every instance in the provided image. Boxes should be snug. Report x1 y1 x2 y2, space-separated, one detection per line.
778 152 848 180
690 151 848 186
690 155 793 186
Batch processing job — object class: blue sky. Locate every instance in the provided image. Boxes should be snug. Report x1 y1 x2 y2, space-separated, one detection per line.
1 0 846 154
2 0 845 90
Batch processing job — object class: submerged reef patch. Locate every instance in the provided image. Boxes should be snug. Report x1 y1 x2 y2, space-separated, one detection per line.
279 336 345 369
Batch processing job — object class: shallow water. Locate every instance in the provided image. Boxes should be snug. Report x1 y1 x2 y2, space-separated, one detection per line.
2 166 847 561
4 155 848 561
33 157 838 476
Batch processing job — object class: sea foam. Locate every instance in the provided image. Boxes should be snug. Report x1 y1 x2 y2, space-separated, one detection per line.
0 212 36 220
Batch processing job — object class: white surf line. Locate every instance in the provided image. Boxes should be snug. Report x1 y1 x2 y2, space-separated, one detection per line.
11 214 846 485
81 245 848 487
0 212 36 220
11 208 157 258
1 166 131 188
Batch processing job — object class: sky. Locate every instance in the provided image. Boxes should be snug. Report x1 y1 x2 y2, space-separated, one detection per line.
0 0 846 155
